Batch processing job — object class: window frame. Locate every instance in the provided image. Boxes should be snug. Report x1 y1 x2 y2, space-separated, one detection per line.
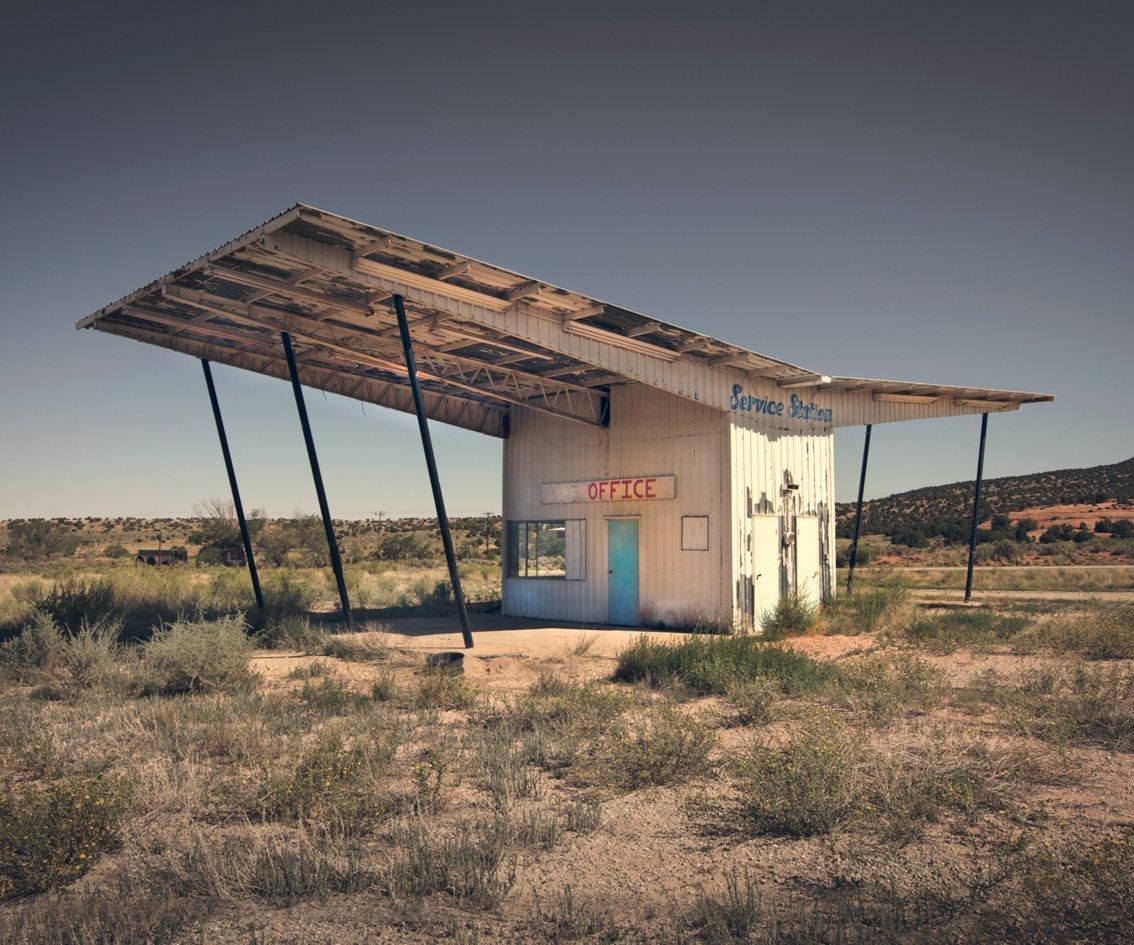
507 519 570 580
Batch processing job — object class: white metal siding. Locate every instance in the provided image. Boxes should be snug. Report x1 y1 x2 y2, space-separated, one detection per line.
730 411 837 628
503 384 732 626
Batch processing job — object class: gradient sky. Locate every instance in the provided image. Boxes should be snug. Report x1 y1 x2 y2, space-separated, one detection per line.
1 1 1131 519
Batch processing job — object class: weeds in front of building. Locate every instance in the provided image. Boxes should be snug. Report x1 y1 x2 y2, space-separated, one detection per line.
1 564 1132 944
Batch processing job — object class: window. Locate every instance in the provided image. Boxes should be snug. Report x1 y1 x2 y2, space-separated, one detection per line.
507 520 585 579
681 515 710 551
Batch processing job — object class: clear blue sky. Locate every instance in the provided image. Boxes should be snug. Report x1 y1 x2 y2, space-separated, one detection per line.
1 1 1131 519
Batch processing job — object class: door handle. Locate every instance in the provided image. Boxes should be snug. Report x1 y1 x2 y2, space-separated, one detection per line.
608 569 613 574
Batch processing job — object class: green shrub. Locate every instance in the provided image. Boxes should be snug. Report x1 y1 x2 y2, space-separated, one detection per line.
57 620 124 691
735 712 862 837
613 634 837 696
0 614 123 691
255 573 318 626
0 774 131 900
136 616 255 696
760 591 819 639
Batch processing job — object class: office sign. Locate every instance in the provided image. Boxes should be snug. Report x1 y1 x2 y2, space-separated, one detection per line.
541 475 676 504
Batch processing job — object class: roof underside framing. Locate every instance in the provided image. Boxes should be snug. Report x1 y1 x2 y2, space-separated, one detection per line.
77 204 1054 436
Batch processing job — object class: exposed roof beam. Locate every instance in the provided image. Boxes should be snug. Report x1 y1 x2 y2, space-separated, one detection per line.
164 285 595 400
562 319 681 362
206 265 372 317
560 303 604 323
711 354 755 369
956 398 1016 410
435 260 472 281
351 234 393 262
627 320 661 338
100 317 505 437
505 280 544 301
873 392 941 405
777 374 832 389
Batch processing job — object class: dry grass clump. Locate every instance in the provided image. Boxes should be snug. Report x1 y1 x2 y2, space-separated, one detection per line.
0 872 199 945
135 615 255 696
595 702 715 791
901 608 1030 653
1014 604 1134 660
412 667 476 711
321 633 389 662
1005 668 1134 750
255 614 327 652
285 659 331 680
613 634 837 696
388 817 517 909
0 774 131 900
251 729 400 829
831 650 948 722
825 583 913 637
733 712 1033 839
760 591 820 639
484 672 630 777
0 613 125 694
163 826 378 906
295 676 373 716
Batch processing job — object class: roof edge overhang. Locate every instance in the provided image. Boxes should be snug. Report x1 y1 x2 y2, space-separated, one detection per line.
77 203 1054 435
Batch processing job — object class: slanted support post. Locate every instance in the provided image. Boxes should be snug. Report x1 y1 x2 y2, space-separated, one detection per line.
846 423 872 593
280 331 353 628
201 359 264 612
964 413 990 603
392 294 474 649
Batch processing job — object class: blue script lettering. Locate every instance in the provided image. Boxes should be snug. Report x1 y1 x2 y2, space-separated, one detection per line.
730 384 832 424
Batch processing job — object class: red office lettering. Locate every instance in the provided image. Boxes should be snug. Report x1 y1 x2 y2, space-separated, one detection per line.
587 482 598 500
644 478 656 498
621 479 632 499
633 479 645 498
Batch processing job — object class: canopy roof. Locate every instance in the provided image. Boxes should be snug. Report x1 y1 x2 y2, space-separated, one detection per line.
78 204 1053 437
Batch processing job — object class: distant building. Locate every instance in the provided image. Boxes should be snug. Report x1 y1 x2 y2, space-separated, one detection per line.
135 548 186 566
220 546 246 567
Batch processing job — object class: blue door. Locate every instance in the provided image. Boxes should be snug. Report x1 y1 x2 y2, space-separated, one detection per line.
607 519 640 626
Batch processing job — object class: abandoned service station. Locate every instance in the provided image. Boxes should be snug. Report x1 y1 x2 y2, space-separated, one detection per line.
78 205 1053 643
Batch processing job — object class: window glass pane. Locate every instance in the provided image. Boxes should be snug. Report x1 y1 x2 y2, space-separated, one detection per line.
506 520 567 578
535 522 566 576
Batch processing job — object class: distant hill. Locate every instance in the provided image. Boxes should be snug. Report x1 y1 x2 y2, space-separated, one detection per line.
836 457 1134 537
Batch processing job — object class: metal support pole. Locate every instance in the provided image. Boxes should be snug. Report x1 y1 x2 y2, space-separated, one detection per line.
392 294 474 649
964 413 989 603
280 332 353 628
201 359 264 612
846 423 872 593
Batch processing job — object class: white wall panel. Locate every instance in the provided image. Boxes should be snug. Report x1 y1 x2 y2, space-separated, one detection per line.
503 385 732 627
